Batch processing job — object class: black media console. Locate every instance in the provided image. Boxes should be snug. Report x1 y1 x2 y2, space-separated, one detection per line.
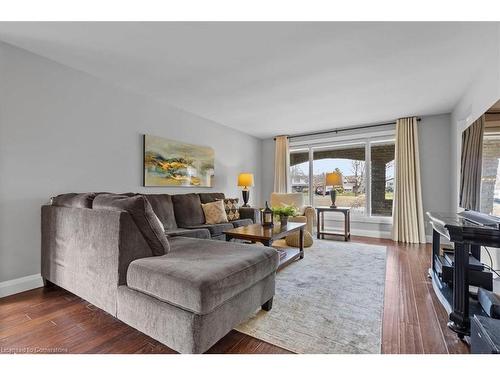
427 210 499 340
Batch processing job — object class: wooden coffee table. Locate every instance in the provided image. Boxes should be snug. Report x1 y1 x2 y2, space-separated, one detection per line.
223 222 306 270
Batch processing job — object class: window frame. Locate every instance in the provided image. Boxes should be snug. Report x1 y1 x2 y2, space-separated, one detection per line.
289 130 395 222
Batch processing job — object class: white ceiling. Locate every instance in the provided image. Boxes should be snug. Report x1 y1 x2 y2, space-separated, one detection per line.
0 22 496 139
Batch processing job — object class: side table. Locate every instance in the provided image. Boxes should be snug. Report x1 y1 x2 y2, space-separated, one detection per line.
316 206 351 241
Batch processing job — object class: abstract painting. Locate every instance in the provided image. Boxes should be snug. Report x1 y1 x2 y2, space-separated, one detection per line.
143 134 215 187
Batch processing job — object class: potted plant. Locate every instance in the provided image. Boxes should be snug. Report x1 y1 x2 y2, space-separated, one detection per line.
272 205 297 227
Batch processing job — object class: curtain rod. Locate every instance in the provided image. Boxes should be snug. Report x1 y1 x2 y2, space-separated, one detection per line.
273 117 421 141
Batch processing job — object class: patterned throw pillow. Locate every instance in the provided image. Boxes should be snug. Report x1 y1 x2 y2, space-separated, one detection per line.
202 200 229 225
220 198 240 221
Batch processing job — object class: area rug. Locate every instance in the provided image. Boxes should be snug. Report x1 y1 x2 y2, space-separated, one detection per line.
236 240 387 354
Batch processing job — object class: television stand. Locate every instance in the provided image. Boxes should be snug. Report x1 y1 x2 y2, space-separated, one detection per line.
427 211 500 339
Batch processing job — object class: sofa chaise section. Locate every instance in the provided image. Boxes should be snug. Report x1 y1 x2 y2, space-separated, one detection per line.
117 273 275 354
121 237 278 353
126 237 278 314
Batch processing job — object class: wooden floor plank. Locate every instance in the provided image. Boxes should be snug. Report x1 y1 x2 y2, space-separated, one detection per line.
398 322 424 354
413 240 469 355
205 330 247 354
427 283 470 354
0 288 66 316
0 237 469 354
398 246 421 326
381 244 401 354
408 243 448 354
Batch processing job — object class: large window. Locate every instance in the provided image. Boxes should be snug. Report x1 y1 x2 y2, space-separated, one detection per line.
312 144 366 215
289 135 395 218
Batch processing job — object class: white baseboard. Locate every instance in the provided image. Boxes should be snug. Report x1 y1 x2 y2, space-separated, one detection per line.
349 228 393 239
0 274 44 298
322 226 392 239
321 217 392 240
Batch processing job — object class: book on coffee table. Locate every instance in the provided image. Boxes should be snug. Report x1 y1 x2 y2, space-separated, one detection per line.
277 248 287 260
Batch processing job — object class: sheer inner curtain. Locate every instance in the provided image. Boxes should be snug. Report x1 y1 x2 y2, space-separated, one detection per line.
274 135 290 193
392 117 426 243
459 115 485 210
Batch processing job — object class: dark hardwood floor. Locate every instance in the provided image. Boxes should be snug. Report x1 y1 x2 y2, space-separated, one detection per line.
0 236 469 354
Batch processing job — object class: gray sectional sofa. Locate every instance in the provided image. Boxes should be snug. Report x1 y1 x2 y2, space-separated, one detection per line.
41 192 278 353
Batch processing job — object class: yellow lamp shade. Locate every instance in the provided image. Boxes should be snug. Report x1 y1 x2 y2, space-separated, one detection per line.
325 172 343 187
238 173 254 188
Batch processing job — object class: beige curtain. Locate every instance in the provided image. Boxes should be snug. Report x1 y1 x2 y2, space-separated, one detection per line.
274 135 290 193
392 117 426 243
459 115 484 210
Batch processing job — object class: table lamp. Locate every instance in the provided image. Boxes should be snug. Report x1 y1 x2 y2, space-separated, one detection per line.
325 172 343 208
238 173 254 207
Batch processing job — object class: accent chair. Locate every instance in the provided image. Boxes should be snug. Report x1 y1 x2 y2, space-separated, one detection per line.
270 192 315 247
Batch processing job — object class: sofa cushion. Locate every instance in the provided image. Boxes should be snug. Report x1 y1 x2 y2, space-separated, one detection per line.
230 218 253 228
164 228 210 240
144 194 178 230
51 193 96 208
171 193 205 227
199 192 225 204
210 234 226 241
126 236 279 314
219 198 240 221
93 194 170 256
182 223 233 237
201 200 228 225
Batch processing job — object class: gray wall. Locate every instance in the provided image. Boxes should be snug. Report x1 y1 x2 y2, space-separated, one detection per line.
260 114 453 239
0 42 263 283
419 114 453 234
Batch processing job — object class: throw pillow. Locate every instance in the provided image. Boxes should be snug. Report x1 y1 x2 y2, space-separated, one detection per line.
202 200 229 225
51 192 97 208
153 211 165 232
93 193 170 255
218 198 240 221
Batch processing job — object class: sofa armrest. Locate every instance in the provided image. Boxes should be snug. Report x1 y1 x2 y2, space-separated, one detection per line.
239 207 261 223
41 205 154 315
